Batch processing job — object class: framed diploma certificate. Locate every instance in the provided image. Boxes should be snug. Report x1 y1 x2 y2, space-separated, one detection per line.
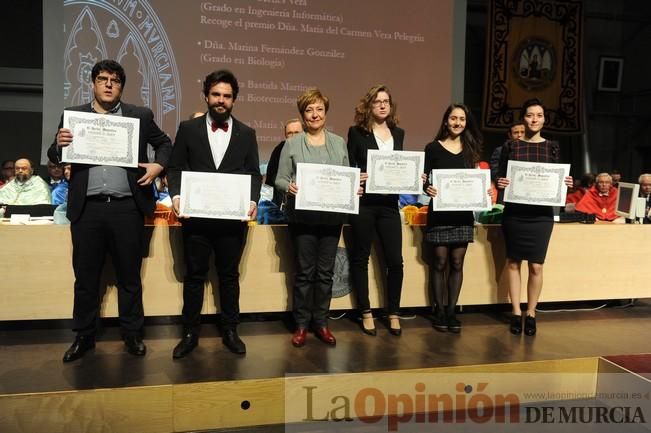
504 161 570 206
179 171 251 220
365 150 425 194
430 169 492 211
62 110 140 167
295 163 360 215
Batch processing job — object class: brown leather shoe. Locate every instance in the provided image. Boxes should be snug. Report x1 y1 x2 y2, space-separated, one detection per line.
291 328 307 347
315 327 336 346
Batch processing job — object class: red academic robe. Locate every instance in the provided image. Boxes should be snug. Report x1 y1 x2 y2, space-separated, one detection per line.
575 186 618 221
565 188 585 204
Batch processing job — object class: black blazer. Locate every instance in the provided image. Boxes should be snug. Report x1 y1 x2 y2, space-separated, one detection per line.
47 102 172 222
347 125 405 207
167 114 261 203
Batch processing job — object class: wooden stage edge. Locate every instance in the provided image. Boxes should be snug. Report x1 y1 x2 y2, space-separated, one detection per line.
1 357 649 433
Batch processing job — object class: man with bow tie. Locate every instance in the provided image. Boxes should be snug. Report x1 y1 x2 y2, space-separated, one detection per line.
167 70 261 358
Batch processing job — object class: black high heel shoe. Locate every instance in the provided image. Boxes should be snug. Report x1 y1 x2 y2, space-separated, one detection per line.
360 311 376 336
510 314 523 335
524 315 537 336
388 314 402 336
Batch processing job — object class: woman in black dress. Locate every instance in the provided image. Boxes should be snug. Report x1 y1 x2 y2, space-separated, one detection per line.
347 85 405 336
424 104 484 333
496 98 573 336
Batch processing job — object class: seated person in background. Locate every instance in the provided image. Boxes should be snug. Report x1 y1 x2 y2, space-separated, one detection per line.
565 172 595 209
52 164 71 205
490 121 525 204
153 175 172 207
0 158 51 205
1 159 15 187
575 172 619 221
45 161 65 190
489 121 525 182
639 173 651 224
611 170 621 188
265 118 303 206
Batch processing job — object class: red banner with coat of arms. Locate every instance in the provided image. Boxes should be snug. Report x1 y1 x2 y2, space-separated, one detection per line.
482 0 583 134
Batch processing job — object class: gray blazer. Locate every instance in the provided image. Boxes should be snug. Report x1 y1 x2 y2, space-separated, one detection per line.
275 130 349 224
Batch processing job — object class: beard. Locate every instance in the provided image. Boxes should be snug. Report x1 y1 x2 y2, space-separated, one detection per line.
209 105 232 124
15 173 29 183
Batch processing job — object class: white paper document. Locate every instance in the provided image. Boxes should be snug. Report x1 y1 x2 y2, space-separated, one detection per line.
430 169 492 211
62 110 140 167
295 163 360 214
365 150 425 194
180 171 251 220
504 160 570 206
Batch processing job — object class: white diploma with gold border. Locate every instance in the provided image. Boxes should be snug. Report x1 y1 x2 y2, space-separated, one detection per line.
365 150 425 194
504 160 570 206
180 171 251 220
295 163 360 214
430 169 492 211
62 110 139 167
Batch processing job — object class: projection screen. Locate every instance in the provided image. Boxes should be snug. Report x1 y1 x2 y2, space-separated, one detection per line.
43 0 466 164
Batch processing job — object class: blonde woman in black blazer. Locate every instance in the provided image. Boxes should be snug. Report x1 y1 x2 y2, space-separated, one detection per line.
347 85 405 336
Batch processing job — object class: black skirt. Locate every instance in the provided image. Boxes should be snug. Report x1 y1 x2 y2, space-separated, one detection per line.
501 204 553 264
425 225 474 244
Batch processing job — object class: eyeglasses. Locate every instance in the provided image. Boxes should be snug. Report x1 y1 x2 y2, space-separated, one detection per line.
372 99 391 107
95 76 122 86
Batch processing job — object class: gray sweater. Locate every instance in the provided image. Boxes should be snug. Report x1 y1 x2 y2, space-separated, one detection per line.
275 130 349 225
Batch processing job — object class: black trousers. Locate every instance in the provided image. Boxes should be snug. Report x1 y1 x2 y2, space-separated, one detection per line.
348 204 404 314
70 198 145 337
289 222 342 328
181 218 248 333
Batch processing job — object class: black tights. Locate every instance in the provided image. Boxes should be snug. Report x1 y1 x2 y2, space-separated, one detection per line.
430 243 468 315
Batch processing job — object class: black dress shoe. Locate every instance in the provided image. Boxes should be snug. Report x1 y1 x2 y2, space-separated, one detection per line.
510 314 523 335
524 315 537 336
432 311 448 332
173 333 199 359
62 335 95 363
124 335 146 356
222 329 246 354
447 314 461 333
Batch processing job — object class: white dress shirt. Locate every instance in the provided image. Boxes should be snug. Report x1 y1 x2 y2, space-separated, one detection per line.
206 114 233 170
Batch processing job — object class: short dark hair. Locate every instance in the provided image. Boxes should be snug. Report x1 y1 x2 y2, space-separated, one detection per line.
203 69 239 100
91 60 126 87
520 98 545 119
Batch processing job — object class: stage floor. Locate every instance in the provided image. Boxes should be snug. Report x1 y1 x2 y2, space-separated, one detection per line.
1 300 650 395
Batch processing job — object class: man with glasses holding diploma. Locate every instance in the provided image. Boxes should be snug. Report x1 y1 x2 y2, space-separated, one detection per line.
48 59 172 362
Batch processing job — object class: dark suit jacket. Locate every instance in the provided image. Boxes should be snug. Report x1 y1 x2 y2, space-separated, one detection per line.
47 102 172 222
264 140 286 206
347 125 405 207
167 115 261 204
